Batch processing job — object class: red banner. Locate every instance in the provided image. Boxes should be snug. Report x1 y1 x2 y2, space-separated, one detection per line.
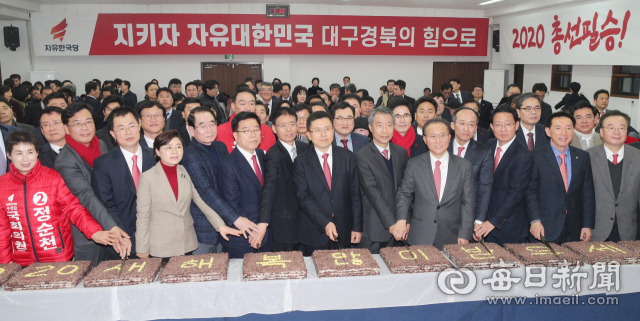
88 14 488 56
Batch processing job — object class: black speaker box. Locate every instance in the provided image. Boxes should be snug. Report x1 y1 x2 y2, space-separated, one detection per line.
492 30 499 52
4 26 20 51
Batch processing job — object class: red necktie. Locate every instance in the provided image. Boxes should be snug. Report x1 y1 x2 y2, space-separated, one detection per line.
322 153 332 190
559 153 568 192
527 133 534 151
434 160 441 201
494 147 502 172
132 155 140 190
613 154 619 165
382 149 389 160
252 155 263 186
341 139 349 150
457 147 465 157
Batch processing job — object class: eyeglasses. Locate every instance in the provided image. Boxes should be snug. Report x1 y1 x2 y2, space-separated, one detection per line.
310 126 333 134
473 90 484 93
141 113 164 120
41 121 63 130
297 116 308 122
113 123 139 133
69 120 94 128
493 123 515 130
277 122 297 129
427 133 448 141
519 106 541 112
195 122 217 131
334 116 354 123
395 114 412 120
235 129 261 136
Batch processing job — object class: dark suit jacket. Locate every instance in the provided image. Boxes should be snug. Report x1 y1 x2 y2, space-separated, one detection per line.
91 146 156 254
449 139 494 222
441 107 452 122
24 102 44 127
355 142 408 243
294 145 363 248
484 138 534 239
554 93 589 110
182 139 238 245
83 96 105 130
95 127 117 151
451 91 472 103
525 144 595 242
38 143 58 169
0 125 20 172
476 127 492 145
539 101 553 125
404 95 416 107
332 132 369 154
166 109 185 131
478 99 494 129
219 147 269 250
139 134 150 148
258 140 310 244
516 124 549 150
121 91 138 108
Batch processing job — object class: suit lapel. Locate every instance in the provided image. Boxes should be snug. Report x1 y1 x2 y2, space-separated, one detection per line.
619 145 634 199
568 147 580 193
176 166 189 216
232 148 262 190
154 164 179 206
542 145 567 193
390 144 403 188
464 140 477 162
369 143 394 186
420 154 439 200
440 155 457 203
114 148 137 194
308 148 331 192
495 143 518 176
593 146 615 199
142 148 155 172
278 141 294 171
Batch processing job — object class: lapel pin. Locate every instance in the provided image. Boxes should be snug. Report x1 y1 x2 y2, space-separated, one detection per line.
181 173 186 179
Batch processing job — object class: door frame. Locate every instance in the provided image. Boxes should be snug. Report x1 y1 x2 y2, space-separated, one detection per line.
200 61 265 82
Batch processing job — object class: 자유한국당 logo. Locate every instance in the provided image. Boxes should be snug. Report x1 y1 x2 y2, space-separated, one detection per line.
51 18 68 42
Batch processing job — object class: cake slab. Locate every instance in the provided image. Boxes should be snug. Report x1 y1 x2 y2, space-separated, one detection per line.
4 261 93 291
84 258 162 287
379 245 452 273
504 243 582 267
243 251 307 281
312 249 380 278
161 253 229 283
442 243 520 270
563 241 640 265
618 240 640 254
0 262 22 287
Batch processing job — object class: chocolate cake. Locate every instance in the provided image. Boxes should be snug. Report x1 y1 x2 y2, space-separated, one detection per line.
618 240 640 254
4 261 93 291
312 249 380 278
84 258 162 287
504 243 582 267
243 251 307 281
563 241 640 265
161 253 229 283
0 262 22 287
379 245 452 273
442 243 520 270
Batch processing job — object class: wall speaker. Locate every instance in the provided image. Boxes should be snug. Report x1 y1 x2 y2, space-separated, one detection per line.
492 30 499 52
4 26 20 51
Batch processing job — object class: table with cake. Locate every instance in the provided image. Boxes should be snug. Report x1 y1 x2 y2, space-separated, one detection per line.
2 241 640 321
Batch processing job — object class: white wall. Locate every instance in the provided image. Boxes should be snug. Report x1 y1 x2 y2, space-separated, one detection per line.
0 20 31 81
523 64 640 128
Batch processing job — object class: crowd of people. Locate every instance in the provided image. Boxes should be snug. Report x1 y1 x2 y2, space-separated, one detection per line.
0 72 638 268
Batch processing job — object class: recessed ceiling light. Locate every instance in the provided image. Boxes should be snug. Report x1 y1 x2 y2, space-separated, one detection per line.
479 0 506 5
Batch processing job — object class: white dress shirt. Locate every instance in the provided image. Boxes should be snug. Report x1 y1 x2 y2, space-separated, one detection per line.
120 145 143 176
279 139 296 162
452 91 462 103
314 146 333 175
604 145 625 163
416 126 423 136
494 134 517 167
430 151 449 202
143 135 154 148
50 143 63 154
453 139 470 158
237 145 261 174
521 125 535 146
374 141 391 160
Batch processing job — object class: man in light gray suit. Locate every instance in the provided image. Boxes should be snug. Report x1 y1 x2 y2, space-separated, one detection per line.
55 103 130 265
356 107 409 254
395 118 475 249
588 110 640 242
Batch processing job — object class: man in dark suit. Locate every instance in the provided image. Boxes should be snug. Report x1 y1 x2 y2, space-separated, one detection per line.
532 83 553 125
412 96 437 136
182 107 256 255
24 87 53 127
137 101 166 148
92 107 156 259
449 78 472 104
515 93 550 151
389 98 428 158
393 80 415 107
294 111 363 256
37 107 66 169
331 101 369 154
356 107 408 253
471 85 494 130
449 107 494 228
219 112 270 258
475 105 534 246
395 118 475 249
461 99 493 144
94 95 122 151
526 112 595 244
497 84 521 105
120 80 137 108
156 87 185 132
253 107 310 252
83 81 104 130
555 82 589 110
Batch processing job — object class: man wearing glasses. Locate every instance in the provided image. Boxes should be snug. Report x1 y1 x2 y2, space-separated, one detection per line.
258 82 280 112
515 93 549 151
136 101 166 148
331 101 369 154
168 78 182 94
38 107 65 169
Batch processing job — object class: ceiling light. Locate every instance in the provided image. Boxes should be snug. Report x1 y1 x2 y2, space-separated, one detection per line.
479 0 506 5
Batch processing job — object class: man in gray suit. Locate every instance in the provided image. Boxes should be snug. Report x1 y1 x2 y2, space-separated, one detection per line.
55 102 130 265
356 107 408 254
395 118 475 249
571 102 602 150
588 110 640 242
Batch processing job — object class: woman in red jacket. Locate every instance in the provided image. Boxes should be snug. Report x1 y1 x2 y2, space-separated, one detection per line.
0 131 115 266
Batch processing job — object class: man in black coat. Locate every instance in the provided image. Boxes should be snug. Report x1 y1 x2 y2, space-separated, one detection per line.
94 95 121 151
37 107 66 169
83 81 104 129
515 93 550 151
532 83 553 125
554 82 589 110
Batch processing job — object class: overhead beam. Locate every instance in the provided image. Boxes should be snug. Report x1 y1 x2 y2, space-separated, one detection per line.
0 0 40 13
0 6 30 20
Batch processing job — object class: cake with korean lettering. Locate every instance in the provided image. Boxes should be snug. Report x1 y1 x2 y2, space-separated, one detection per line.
504 243 582 267
379 245 452 273
4 261 93 291
84 258 162 287
563 241 640 265
618 240 640 254
161 253 229 283
0 263 22 287
243 251 306 281
442 243 520 270
312 249 380 278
